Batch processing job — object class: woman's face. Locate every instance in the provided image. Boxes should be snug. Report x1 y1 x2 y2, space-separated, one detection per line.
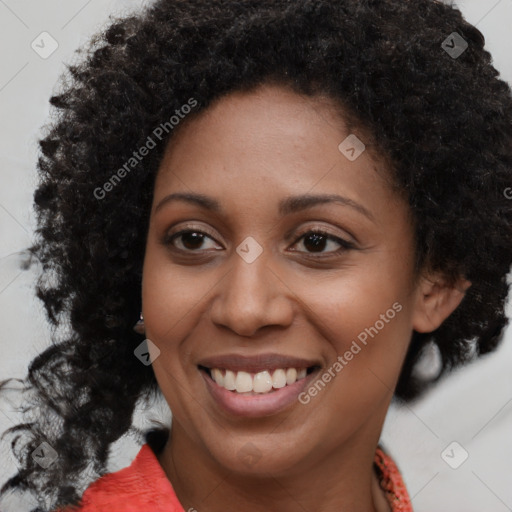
142 83 426 475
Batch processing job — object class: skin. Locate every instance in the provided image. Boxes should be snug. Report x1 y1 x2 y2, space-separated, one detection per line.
141 83 469 512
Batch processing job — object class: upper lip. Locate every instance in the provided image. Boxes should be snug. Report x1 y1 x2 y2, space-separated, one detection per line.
197 353 322 373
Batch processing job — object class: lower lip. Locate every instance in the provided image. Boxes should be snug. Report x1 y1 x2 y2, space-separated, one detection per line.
200 368 321 418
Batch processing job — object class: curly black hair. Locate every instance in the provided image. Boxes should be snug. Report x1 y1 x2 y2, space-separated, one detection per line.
1 0 512 510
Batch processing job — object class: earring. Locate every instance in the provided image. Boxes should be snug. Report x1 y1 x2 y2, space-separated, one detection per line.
133 312 145 335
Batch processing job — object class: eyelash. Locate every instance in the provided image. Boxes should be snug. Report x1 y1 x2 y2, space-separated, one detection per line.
162 226 356 258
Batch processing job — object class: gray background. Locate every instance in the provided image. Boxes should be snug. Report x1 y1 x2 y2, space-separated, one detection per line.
0 0 511 511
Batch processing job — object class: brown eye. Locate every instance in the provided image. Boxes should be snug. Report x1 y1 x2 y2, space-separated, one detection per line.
291 230 355 256
163 229 221 252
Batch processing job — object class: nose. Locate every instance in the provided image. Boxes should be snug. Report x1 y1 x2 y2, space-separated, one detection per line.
209 248 295 337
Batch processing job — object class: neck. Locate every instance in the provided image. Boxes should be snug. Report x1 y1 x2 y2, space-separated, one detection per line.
157 420 391 512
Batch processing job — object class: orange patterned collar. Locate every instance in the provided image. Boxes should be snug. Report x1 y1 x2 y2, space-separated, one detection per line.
374 445 414 511
57 443 413 511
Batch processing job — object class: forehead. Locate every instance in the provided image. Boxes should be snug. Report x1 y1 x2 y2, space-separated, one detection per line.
152 84 403 224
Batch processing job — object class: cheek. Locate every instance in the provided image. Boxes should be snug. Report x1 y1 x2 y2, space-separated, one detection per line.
141 246 209 343
297 265 409 341
296 271 412 397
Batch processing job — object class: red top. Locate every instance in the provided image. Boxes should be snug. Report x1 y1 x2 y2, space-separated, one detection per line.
57 443 413 512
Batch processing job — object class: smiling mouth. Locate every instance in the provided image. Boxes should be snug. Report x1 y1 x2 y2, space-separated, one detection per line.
198 365 321 394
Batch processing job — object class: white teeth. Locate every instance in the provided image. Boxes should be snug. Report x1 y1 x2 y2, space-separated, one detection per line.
235 371 253 393
272 369 287 389
224 370 236 390
253 371 273 393
286 368 297 385
211 368 224 387
208 367 313 394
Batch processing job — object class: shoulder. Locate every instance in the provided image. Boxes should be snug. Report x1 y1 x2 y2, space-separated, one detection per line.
55 444 185 512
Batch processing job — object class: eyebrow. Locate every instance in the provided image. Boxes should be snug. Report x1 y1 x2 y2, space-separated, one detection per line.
155 192 374 220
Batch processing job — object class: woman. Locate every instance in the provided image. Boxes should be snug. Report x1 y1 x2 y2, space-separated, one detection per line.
1 0 511 511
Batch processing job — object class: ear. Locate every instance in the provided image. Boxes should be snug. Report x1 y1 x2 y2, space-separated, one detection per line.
412 273 471 333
